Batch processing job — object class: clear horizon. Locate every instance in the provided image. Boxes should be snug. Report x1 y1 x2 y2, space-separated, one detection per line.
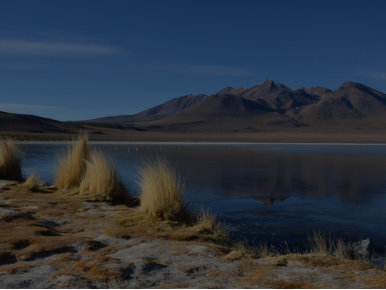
1 0 386 121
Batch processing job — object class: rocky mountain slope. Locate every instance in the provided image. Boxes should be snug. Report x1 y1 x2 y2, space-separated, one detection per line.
87 80 386 133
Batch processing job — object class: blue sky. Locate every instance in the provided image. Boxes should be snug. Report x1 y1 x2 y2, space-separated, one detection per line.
0 0 386 121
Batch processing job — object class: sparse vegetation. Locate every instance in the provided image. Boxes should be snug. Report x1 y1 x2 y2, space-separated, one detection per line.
306 231 374 262
0 177 384 288
308 230 334 255
224 241 277 261
0 138 22 181
55 135 89 189
229 230 374 266
79 151 128 202
254 242 277 258
22 174 45 192
195 208 228 237
138 158 188 221
246 242 276 259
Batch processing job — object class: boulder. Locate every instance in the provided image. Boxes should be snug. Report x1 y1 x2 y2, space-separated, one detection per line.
352 238 370 259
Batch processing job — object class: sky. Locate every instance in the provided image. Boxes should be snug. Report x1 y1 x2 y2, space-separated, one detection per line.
0 0 386 121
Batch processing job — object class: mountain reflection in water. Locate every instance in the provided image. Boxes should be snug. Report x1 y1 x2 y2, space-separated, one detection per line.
123 145 386 206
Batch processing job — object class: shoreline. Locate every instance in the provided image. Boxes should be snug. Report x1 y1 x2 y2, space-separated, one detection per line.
0 181 385 288
4 130 386 144
13 140 386 146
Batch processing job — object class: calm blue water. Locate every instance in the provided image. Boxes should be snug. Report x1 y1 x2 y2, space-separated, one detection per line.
19 142 386 252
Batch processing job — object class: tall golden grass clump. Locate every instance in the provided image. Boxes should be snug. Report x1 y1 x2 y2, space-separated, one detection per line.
308 231 334 255
55 135 89 189
138 158 187 220
0 138 22 180
334 239 353 259
79 151 128 202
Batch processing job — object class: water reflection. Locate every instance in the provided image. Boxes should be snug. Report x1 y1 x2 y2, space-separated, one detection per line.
118 145 386 206
20 143 386 206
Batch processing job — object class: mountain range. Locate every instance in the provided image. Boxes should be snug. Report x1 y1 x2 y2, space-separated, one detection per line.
1 80 386 141
86 80 386 133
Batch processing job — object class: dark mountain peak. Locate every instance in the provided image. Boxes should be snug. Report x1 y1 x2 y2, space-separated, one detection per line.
341 81 360 87
241 80 299 110
339 81 371 91
245 80 290 97
336 82 386 99
217 86 248 96
260 79 288 90
217 86 234 95
262 79 276 87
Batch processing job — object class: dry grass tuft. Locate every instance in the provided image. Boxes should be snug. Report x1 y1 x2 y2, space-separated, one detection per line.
138 158 188 221
308 231 334 255
334 239 353 259
234 241 276 259
0 138 22 180
195 208 228 238
308 231 366 261
23 174 45 192
299 254 355 268
79 151 129 202
253 242 277 258
222 250 244 261
55 135 89 189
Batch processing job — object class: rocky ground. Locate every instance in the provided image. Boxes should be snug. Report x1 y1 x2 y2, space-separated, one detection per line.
0 181 385 288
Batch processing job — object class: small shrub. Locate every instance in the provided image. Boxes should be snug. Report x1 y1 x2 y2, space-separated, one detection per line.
0 138 22 180
79 151 128 202
55 135 89 189
23 174 45 192
138 158 187 221
195 208 227 237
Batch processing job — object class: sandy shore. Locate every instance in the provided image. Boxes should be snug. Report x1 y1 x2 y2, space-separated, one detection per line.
0 181 385 288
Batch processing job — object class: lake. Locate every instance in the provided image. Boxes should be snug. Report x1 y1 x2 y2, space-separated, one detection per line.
19 142 386 253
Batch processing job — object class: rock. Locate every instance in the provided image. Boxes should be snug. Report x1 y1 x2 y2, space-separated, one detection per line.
0 208 24 221
352 238 370 259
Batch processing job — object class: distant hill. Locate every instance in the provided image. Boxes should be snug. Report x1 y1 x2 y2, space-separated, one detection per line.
86 80 386 133
0 110 150 140
0 111 77 133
